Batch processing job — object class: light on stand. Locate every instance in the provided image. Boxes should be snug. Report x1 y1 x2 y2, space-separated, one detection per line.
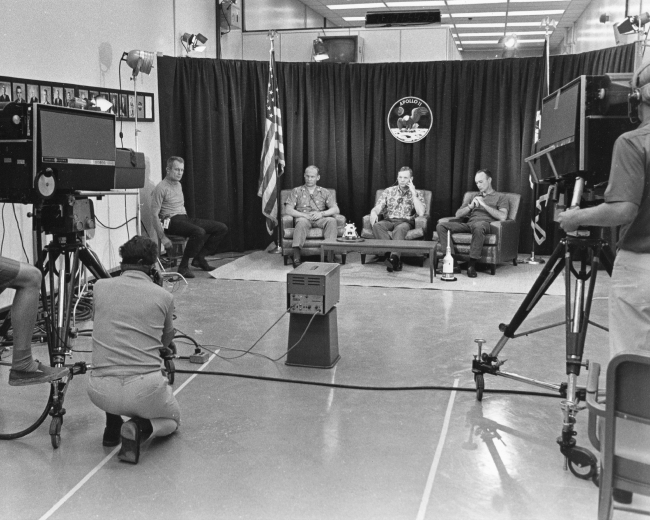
122 49 154 236
181 33 208 53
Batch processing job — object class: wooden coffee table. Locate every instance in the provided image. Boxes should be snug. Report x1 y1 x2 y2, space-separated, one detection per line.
320 239 437 282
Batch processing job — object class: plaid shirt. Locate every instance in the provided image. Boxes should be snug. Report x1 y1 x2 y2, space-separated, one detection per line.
285 185 335 213
377 186 425 220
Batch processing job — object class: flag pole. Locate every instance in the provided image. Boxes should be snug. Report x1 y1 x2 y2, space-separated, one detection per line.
524 17 555 265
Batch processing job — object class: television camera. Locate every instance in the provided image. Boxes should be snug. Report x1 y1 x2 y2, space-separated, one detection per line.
0 101 145 447
472 74 640 481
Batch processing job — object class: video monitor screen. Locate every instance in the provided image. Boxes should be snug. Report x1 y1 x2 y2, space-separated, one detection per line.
38 105 115 165
539 80 580 150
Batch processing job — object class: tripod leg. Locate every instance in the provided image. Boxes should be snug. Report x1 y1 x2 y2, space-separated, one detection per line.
78 242 111 279
489 239 567 358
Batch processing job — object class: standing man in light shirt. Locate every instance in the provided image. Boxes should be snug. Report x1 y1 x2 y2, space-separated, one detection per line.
151 156 228 279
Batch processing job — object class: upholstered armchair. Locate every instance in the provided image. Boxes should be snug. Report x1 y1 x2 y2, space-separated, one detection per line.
432 191 521 275
358 189 433 264
280 189 346 265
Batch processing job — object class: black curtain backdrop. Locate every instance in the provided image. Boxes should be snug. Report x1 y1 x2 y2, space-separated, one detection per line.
157 43 636 254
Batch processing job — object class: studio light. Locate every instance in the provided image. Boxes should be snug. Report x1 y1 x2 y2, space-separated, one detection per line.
617 12 650 34
312 38 330 62
499 33 519 49
124 50 155 76
181 33 208 53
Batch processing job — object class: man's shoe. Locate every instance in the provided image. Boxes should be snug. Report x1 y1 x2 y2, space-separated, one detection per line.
8 362 68 387
467 265 477 278
177 266 195 279
118 420 142 464
394 258 403 272
103 424 123 447
292 257 302 269
385 256 394 272
191 257 213 271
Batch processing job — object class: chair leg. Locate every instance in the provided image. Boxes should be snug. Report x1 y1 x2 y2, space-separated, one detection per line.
284 255 288 266
360 254 366 265
418 256 424 267
513 258 518 266
490 264 496 275
341 254 347 265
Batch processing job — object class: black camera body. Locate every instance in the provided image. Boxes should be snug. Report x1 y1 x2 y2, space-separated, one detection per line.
532 74 639 187
0 102 144 203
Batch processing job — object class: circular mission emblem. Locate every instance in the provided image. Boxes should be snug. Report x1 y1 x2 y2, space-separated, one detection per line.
387 97 432 143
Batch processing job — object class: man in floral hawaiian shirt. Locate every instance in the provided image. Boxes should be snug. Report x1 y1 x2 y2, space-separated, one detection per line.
285 165 340 268
369 166 426 272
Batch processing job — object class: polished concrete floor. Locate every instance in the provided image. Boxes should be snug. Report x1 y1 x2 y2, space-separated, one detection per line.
0 254 645 519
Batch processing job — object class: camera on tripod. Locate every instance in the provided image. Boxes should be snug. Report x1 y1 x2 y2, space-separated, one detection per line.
526 74 640 223
0 102 145 234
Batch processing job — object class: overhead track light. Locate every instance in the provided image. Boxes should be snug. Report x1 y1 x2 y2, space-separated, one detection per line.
181 33 208 53
616 13 650 34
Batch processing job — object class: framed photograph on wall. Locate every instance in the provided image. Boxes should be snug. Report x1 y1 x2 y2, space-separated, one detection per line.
40 85 52 105
119 93 128 118
27 84 40 103
64 87 75 107
136 94 145 119
109 92 118 113
0 80 11 101
13 82 26 103
128 95 135 118
52 86 64 106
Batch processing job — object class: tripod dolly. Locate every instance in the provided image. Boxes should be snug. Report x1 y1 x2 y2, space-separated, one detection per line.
471 231 612 481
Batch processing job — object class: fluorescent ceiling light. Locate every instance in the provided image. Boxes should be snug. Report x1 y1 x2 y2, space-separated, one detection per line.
518 39 545 42
385 1 443 5
342 16 367 20
508 21 549 26
508 10 564 15
455 30 547 36
455 23 505 27
328 3 385 9
462 40 500 43
447 12 506 17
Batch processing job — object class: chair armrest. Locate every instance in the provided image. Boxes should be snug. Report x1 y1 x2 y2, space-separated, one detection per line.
282 215 294 229
334 214 346 227
437 217 463 224
414 214 430 231
586 361 605 452
490 220 519 260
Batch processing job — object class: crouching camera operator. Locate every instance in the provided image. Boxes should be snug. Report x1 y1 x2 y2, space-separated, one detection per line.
87 236 180 464
558 64 650 359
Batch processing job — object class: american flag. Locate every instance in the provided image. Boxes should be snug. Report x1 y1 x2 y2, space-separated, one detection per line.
257 46 285 234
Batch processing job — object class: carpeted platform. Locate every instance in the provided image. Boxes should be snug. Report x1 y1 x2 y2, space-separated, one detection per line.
209 251 571 295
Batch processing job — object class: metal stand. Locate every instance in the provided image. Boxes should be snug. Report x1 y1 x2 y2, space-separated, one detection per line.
33 199 111 448
471 233 613 481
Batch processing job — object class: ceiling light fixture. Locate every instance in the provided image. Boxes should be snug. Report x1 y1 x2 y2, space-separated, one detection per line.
616 13 650 34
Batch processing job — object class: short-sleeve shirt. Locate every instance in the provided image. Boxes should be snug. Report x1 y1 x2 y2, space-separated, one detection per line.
285 186 336 213
151 177 187 219
377 186 426 220
466 192 510 224
91 270 175 377
604 122 650 253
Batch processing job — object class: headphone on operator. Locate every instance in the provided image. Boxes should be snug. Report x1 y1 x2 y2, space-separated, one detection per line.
119 236 163 287
120 263 163 286
628 61 650 121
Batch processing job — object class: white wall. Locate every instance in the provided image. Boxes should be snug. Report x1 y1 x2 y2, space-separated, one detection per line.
243 0 325 31
0 0 216 309
224 26 461 62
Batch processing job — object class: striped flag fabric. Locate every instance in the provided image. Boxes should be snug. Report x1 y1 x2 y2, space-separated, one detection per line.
257 46 285 234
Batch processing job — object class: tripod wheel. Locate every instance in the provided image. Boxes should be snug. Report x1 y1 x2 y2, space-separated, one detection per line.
49 416 62 449
566 446 598 480
475 373 484 401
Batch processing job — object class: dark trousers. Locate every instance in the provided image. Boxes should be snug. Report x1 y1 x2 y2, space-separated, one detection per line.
167 215 228 266
436 221 491 260
372 218 413 258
